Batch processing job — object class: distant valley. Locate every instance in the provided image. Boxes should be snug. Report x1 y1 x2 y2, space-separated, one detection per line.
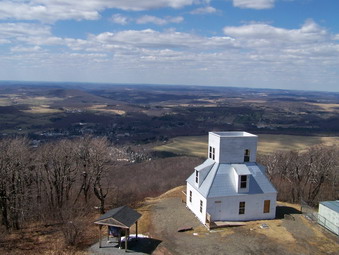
0 81 338 145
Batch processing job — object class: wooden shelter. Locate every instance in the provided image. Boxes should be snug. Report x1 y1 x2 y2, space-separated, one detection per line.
94 206 142 252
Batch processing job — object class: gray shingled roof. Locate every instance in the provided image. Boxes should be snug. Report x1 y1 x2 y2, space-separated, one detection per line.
187 161 276 198
94 206 141 228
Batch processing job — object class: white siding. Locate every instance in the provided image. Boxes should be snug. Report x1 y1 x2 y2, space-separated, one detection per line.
318 204 339 235
208 133 220 161
186 183 207 224
187 131 277 225
206 193 276 222
208 132 257 164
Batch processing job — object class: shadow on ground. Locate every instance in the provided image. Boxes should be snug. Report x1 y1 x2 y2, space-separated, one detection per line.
125 238 162 254
89 237 162 255
276 205 301 219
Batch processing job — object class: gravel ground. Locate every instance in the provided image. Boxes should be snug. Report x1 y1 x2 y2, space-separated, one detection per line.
149 197 339 255
88 192 338 255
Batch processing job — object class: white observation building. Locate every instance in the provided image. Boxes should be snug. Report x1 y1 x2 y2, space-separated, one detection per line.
186 131 277 225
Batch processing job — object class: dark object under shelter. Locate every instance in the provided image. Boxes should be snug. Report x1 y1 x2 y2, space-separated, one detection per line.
94 206 142 252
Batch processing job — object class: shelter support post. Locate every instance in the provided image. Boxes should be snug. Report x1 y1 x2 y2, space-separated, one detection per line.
136 221 138 240
118 229 122 249
125 228 129 252
99 225 102 248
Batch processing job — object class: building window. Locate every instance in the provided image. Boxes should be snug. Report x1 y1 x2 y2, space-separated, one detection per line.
195 170 199 183
189 191 192 203
240 175 247 189
263 200 270 213
239 201 245 214
200 200 203 213
209 146 215 160
244 149 250 162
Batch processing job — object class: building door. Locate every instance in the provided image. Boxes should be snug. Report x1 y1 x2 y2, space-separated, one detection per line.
214 201 222 220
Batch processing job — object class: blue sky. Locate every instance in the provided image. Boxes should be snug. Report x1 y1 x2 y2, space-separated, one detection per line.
0 0 338 92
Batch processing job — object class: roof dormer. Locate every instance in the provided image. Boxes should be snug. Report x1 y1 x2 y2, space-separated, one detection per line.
194 159 215 187
232 164 251 193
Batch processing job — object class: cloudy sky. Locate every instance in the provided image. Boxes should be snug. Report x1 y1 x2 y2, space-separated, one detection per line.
0 0 338 92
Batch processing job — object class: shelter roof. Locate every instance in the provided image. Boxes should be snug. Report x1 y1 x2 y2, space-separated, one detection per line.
94 206 141 228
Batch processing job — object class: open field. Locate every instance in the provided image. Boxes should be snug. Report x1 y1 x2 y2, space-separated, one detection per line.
308 103 339 112
86 104 126 115
22 105 63 114
0 95 64 106
153 134 339 156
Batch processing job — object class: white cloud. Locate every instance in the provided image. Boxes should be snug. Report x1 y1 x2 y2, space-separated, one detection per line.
223 20 328 47
0 23 51 38
232 0 275 9
90 29 235 50
0 39 11 44
0 23 64 47
136 15 184 25
0 0 195 22
111 14 130 25
10 45 42 52
1 19 339 91
0 1 100 23
190 6 217 14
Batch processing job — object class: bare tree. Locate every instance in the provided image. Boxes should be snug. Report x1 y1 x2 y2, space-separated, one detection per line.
305 145 338 203
36 140 78 213
258 145 339 205
74 136 95 204
0 138 32 230
74 136 113 213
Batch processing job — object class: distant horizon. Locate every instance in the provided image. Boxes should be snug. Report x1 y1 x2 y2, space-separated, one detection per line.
0 79 338 94
1 1 339 92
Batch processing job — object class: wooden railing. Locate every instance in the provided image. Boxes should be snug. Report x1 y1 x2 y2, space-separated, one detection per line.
206 213 212 230
181 191 186 203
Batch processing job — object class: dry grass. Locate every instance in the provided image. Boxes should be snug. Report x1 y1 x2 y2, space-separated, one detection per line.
246 219 296 243
135 186 187 235
242 100 267 104
0 214 99 255
22 106 63 114
133 204 153 235
0 95 64 107
165 104 217 108
87 105 125 115
153 134 339 156
153 136 207 157
19 96 63 106
309 103 339 112
0 99 11 106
